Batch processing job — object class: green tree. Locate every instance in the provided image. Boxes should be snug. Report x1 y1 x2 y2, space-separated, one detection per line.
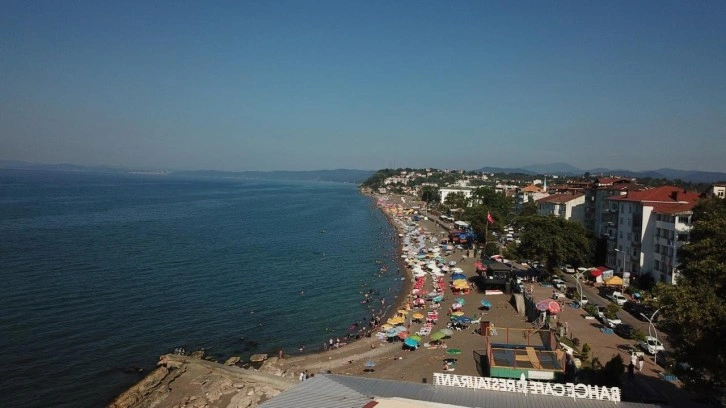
444 191 469 210
604 303 620 320
420 186 440 204
519 200 538 217
655 197 726 393
515 215 592 270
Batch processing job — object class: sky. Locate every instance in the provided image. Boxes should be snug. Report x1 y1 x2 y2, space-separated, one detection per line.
1 1 725 172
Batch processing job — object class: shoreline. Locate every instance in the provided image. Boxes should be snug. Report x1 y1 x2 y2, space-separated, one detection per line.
109 192 432 407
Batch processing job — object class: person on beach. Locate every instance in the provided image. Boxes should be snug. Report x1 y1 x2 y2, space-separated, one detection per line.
638 355 645 371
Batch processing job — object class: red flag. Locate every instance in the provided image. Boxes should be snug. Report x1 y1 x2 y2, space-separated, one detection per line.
487 211 494 224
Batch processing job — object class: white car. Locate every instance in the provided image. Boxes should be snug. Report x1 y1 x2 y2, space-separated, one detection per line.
564 264 576 274
610 292 628 306
638 336 665 354
579 295 589 306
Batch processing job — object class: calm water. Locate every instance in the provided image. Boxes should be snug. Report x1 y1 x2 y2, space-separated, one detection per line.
0 169 402 407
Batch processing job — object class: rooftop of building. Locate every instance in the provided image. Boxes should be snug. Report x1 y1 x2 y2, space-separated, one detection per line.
536 193 585 204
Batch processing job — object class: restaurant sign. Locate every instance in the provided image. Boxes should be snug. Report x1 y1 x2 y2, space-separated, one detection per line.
433 373 620 403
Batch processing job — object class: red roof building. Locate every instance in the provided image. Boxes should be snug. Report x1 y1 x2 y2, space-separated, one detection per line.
605 186 699 285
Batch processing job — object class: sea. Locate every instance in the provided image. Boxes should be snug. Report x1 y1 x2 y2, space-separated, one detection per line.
0 169 404 408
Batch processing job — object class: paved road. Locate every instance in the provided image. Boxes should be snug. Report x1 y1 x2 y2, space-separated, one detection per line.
553 274 708 407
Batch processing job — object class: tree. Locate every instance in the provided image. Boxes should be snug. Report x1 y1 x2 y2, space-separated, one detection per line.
420 186 440 204
444 191 469 210
519 200 538 217
515 215 593 270
654 197 726 393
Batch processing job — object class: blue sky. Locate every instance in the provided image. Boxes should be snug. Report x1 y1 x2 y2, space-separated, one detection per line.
1 1 724 172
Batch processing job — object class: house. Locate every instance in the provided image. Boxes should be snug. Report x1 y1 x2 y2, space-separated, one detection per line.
536 193 586 224
705 183 726 199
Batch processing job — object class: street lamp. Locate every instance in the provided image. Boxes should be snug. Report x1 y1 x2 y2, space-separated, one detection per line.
572 268 585 307
641 307 666 366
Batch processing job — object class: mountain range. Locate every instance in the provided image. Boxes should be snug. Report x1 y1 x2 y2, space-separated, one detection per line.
1 160 724 184
478 163 726 184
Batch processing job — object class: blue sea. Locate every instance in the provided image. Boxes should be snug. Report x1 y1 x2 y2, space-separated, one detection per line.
0 169 403 408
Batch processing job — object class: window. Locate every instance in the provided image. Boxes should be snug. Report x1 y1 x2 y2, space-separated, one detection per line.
620 217 623 225
620 231 623 239
628 204 632 214
627 233 632 241
656 227 661 238
678 216 690 224
655 260 660 271
655 244 660 254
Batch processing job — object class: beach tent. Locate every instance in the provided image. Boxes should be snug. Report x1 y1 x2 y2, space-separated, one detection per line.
604 276 624 286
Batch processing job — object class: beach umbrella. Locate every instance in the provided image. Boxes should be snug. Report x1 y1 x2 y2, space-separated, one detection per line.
430 331 446 341
450 273 466 281
388 316 405 325
386 329 398 337
365 361 376 368
447 348 462 355
404 337 419 347
451 303 462 310
409 334 422 342
455 317 472 324
397 309 409 315
481 300 492 309
432 295 444 303
412 312 424 320
455 297 465 306
397 331 409 339
536 299 558 312
451 311 465 317
441 328 454 336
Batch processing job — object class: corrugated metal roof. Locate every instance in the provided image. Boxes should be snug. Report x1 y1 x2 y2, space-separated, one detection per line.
259 374 665 408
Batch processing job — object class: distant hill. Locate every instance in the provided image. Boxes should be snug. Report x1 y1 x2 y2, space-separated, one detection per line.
521 162 583 175
475 162 726 183
0 161 374 184
171 169 374 184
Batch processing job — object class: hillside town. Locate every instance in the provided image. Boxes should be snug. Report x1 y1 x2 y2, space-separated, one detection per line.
363 168 726 287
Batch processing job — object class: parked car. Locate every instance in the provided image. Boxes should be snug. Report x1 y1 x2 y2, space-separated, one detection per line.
609 292 628 306
614 324 635 339
579 295 589 305
564 264 576 274
638 336 665 354
602 315 622 329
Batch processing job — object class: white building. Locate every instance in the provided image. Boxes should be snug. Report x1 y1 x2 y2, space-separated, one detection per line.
706 183 726 199
536 193 586 224
439 187 475 206
607 186 699 284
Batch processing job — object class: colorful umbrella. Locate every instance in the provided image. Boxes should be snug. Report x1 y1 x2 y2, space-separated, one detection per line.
397 331 409 339
451 311 465 317
441 328 454 336
446 348 462 355
450 273 466 281
481 300 492 309
404 337 419 347
409 334 422 342
412 313 425 320
455 297 465 306
430 331 446 341
536 299 561 314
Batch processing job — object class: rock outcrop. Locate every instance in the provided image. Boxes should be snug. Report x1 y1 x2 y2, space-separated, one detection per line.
109 354 297 408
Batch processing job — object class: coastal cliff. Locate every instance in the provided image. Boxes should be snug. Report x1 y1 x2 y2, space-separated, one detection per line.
109 354 298 408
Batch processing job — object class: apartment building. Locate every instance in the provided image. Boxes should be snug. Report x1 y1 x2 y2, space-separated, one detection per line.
536 193 586 224
607 186 699 284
